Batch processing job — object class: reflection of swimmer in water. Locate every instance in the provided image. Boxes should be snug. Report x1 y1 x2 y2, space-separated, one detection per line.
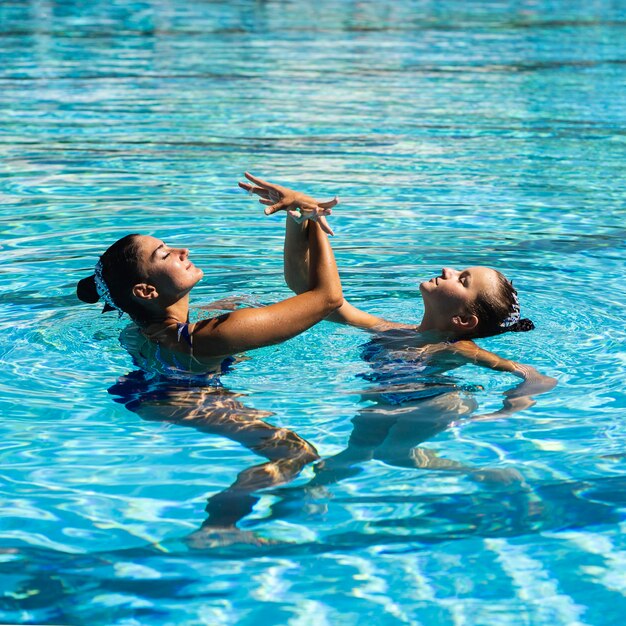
75 173 342 540
241 173 556 483
310 395 478 487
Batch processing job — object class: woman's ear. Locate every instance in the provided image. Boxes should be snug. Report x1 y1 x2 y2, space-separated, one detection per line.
132 283 158 301
451 314 479 333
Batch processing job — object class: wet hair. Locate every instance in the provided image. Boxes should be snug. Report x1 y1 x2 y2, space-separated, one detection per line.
76 234 149 322
468 271 535 339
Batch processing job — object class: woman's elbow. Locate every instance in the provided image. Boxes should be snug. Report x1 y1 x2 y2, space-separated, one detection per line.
309 284 342 315
325 292 344 314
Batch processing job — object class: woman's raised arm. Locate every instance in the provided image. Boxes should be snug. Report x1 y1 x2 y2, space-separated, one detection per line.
189 219 343 359
276 188 407 332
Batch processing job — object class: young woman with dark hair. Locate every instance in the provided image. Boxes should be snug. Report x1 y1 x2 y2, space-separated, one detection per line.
76 214 342 368
76 175 342 539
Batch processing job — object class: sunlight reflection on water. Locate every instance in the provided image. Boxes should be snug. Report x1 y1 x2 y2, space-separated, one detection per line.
1 0 626 624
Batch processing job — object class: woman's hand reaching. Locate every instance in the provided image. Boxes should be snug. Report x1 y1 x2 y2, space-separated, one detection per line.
239 172 338 235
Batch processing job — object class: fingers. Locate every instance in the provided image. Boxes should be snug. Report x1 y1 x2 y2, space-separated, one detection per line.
240 181 282 211
318 216 335 236
317 196 339 209
286 210 335 235
241 174 336 232
244 172 278 191
287 209 306 222
238 181 269 198
299 201 319 212
302 206 332 217
264 202 286 215
239 183 270 204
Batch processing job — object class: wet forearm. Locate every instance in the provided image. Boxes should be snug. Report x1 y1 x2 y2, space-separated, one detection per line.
307 221 342 306
283 216 396 329
284 216 310 294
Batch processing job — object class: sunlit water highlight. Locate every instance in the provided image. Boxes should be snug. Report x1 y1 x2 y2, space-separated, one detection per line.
1 1 626 624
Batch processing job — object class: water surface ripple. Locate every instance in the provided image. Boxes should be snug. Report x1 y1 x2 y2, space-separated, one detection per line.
1 1 625 624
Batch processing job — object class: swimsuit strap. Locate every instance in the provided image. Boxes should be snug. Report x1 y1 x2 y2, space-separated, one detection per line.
176 322 193 348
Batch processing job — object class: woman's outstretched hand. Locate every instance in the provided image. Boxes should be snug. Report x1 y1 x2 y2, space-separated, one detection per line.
239 172 338 235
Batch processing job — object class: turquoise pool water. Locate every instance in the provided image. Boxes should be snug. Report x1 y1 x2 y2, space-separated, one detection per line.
2 0 626 623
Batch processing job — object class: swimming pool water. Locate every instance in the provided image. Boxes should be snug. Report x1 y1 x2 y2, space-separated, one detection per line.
1 0 626 624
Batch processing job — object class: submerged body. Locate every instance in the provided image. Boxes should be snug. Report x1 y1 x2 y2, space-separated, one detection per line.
109 321 318 534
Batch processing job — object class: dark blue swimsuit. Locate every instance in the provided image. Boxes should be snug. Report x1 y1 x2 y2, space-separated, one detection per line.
359 340 464 405
108 323 235 412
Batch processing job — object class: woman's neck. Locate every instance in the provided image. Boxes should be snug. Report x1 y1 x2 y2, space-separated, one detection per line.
139 296 191 329
418 313 458 342
418 311 445 334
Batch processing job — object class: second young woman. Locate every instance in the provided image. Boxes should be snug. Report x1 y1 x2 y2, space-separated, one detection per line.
240 172 557 417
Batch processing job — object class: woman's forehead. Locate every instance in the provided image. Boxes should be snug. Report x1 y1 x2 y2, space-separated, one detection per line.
465 266 496 277
137 234 162 246
136 235 163 250
134 235 165 262
466 266 500 292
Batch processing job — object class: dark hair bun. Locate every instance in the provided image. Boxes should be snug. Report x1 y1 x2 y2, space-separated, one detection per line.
509 318 535 332
76 275 100 304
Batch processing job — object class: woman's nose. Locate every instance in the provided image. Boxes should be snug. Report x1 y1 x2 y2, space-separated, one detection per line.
179 248 189 259
442 267 454 279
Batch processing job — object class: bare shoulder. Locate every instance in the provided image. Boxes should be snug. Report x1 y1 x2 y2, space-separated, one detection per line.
440 339 482 358
185 314 235 358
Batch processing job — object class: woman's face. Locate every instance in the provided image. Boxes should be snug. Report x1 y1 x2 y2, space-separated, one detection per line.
135 235 204 302
420 266 499 321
